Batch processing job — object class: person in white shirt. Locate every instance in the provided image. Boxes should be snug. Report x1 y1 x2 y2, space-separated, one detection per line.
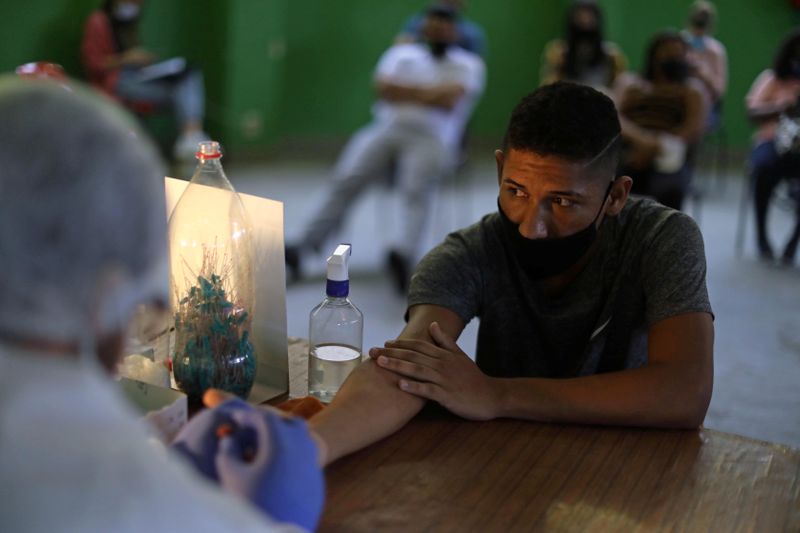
0 76 324 533
285 4 486 292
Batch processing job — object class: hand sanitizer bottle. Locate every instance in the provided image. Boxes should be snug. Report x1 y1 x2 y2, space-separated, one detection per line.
308 244 363 403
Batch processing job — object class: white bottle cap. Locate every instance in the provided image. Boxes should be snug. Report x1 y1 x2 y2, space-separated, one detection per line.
326 244 351 282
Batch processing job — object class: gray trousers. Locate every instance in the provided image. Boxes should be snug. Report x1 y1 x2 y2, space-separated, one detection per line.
116 66 205 125
302 120 449 260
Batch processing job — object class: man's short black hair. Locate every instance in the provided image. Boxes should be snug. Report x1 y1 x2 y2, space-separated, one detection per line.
502 82 621 178
426 3 458 21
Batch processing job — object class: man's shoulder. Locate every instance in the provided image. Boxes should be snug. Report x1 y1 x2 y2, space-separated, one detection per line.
440 212 500 249
616 197 701 249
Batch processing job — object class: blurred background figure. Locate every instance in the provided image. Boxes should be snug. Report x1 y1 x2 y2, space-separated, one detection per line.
81 0 209 165
540 0 627 91
286 5 485 293
614 31 706 210
745 29 800 265
396 0 487 58
682 0 728 130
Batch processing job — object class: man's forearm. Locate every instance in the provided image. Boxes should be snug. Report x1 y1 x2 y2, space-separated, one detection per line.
376 80 464 109
492 361 712 429
309 359 425 466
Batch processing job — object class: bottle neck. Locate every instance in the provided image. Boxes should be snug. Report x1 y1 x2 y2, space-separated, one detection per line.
326 279 349 298
191 159 234 190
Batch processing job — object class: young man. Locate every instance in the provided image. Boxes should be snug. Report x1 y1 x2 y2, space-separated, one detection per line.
309 82 714 464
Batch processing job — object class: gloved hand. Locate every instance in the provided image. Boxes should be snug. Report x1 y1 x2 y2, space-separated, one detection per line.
171 398 252 481
215 408 325 532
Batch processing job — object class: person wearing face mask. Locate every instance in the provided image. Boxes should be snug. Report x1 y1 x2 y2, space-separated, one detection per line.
0 77 325 532
681 1 728 130
540 0 627 92
284 5 485 292
303 82 714 466
613 31 706 211
395 0 487 58
745 29 800 265
81 0 209 166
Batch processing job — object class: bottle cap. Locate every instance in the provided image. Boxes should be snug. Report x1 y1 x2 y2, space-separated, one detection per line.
326 244 351 297
196 141 222 161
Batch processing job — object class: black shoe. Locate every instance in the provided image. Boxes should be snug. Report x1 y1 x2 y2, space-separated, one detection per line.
386 250 410 295
285 245 302 283
782 238 799 266
757 238 775 262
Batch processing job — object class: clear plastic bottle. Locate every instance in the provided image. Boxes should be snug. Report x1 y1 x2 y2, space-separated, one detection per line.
308 244 363 403
168 141 257 402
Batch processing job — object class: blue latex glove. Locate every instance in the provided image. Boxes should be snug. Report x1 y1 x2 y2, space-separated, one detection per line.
171 398 252 481
215 408 325 532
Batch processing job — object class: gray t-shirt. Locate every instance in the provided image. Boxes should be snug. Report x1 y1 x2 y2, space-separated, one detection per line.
408 197 712 378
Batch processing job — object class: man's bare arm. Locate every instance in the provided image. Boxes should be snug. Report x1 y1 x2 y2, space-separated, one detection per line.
492 313 714 428
375 312 714 429
308 305 465 465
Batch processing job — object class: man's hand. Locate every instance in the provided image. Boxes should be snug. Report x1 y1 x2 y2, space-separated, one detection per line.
369 321 500 421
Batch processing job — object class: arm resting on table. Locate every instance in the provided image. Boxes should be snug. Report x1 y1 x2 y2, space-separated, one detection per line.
492 312 714 428
308 305 465 465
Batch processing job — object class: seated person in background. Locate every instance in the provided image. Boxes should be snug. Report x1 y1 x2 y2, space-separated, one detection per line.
396 0 487 58
286 5 485 292
682 0 728 130
81 0 209 163
614 31 706 211
0 77 324 532
308 82 715 465
540 0 627 91
745 28 800 264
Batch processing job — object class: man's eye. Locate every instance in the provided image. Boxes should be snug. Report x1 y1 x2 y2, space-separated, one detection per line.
553 196 574 207
508 187 527 198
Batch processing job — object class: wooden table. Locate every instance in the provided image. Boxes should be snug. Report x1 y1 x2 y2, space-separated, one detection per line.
287 340 800 532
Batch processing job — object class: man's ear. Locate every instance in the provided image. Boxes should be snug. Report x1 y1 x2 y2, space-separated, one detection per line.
494 149 504 184
606 176 632 216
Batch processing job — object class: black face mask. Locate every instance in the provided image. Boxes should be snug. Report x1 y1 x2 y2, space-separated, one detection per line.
571 28 600 42
429 41 449 59
660 58 689 83
690 12 711 30
497 181 613 280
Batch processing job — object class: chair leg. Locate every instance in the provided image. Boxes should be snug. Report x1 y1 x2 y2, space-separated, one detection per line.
734 171 753 258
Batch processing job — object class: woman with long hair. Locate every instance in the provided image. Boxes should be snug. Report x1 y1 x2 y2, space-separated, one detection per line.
81 0 208 163
540 0 627 90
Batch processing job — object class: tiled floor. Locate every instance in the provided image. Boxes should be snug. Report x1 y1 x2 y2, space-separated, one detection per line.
227 151 800 449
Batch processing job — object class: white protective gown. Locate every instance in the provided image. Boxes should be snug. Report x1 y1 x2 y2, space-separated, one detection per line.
0 343 304 533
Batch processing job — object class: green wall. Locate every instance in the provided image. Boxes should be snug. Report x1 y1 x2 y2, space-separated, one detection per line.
1 1 797 153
